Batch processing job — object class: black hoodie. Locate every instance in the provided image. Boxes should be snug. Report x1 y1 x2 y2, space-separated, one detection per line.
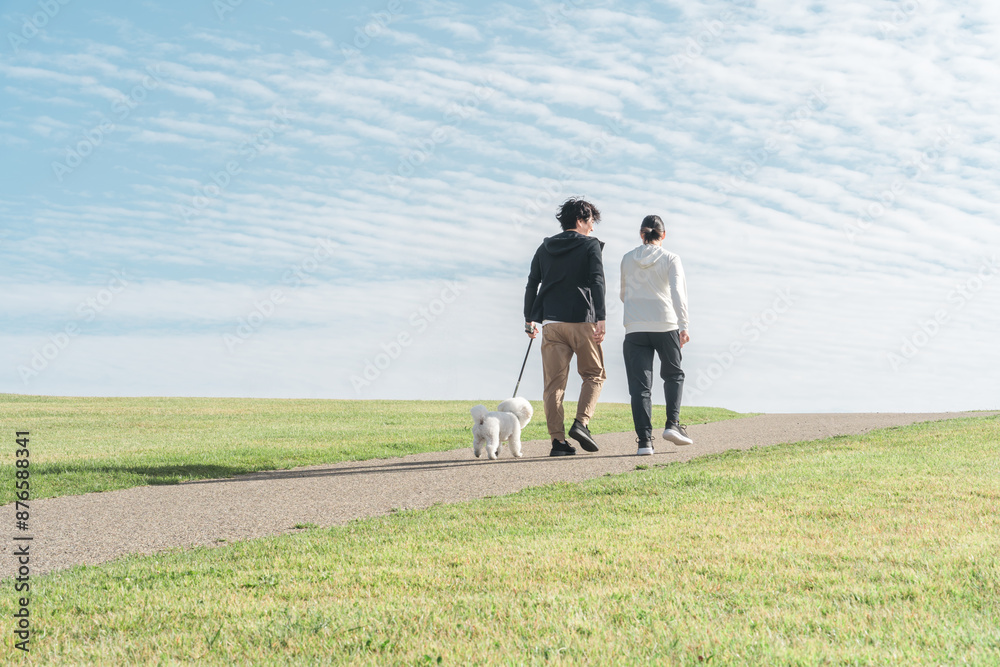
524 230 606 324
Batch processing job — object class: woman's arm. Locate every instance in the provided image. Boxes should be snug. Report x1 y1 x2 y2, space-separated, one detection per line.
669 255 689 333
620 257 627 303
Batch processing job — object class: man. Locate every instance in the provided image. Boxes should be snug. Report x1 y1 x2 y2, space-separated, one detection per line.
524 198 606 456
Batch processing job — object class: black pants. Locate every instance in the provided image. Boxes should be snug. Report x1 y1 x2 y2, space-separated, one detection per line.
623 330 684 442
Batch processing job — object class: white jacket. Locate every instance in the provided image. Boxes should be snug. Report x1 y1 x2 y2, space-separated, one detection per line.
619 244 689 334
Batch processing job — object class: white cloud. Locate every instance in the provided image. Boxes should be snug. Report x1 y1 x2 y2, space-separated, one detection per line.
290 29 336 51
126 128 213 147
0 64 125 102
420 17 483 42
191 32 262 53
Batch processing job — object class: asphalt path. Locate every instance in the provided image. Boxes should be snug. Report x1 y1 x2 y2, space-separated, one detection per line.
4 411 994 576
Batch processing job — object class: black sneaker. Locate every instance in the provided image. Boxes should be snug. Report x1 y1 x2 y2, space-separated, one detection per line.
636 439 654 456
568 420 599 452
549 439 576 456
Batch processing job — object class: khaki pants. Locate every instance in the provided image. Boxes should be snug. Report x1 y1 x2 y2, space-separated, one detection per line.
540 322 606 441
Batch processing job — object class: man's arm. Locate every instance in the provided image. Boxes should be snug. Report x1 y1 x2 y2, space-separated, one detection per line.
590 241 606 343
524 250 541 335
589 240 606 321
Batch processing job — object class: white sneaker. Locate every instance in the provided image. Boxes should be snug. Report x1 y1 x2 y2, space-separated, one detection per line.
662 423 693 446
636 440 654 456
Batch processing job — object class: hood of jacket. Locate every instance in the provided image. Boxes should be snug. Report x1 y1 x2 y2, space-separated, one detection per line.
629 244 666 269
543 230 605 256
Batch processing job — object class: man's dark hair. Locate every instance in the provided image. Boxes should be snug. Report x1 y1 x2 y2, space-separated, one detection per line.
556 198 601 231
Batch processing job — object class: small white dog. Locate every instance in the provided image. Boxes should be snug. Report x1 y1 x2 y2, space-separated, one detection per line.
470 397 534 460
496 397 533 429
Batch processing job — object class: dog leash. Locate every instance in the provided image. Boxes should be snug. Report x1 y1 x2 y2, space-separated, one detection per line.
512 337 534 398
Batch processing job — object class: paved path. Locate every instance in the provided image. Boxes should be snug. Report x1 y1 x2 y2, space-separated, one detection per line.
5 412 994 576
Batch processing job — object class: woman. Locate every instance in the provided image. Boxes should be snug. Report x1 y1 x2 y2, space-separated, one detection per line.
620 214 693 455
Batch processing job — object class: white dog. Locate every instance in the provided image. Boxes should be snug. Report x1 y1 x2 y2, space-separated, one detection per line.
497 397 533 429
470 397 534 460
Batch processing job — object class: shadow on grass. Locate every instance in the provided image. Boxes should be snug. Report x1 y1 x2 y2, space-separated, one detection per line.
29 463 257 485
25 456 581 488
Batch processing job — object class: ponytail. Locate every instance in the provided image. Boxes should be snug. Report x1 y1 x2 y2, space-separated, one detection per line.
640 215 664 243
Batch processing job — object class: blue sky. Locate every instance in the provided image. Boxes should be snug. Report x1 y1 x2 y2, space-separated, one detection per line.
1 0 998 412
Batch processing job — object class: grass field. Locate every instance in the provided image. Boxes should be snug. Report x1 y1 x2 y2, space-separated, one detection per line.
2 414 997 664
0 395 747 504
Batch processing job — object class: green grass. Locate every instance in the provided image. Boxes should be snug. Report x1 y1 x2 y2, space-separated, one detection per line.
0 395 748 503
3 415 997 664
